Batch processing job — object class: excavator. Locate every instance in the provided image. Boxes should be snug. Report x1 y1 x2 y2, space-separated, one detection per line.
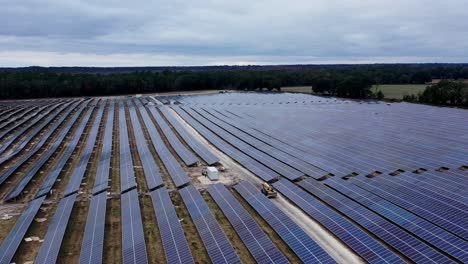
261 183 277 198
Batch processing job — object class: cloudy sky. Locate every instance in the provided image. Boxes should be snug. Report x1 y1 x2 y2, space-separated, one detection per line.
1 0 468 66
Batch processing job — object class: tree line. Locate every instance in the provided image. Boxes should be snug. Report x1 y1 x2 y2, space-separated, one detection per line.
1 64 468 103
403 80 468 107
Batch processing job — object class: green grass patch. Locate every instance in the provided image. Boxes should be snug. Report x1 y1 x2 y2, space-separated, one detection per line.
372 84 427 99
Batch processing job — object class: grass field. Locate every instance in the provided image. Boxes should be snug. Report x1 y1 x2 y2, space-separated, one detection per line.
282 86 313 94
372 84 427 99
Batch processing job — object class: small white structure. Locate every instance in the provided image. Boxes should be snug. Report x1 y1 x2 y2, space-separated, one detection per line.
206 167 219 181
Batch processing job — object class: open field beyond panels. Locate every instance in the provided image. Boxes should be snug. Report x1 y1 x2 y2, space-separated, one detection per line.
0 92 467 264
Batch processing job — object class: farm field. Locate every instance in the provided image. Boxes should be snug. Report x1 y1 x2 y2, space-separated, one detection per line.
0 92 467 264
371 84 427 99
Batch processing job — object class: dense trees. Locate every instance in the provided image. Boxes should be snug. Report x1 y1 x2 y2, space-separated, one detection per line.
404 80 468 107
1 64 468 101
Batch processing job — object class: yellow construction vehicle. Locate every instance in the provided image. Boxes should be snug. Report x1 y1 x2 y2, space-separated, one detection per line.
261 183 277 198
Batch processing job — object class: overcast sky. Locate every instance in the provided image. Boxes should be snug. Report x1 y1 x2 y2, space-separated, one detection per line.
1 0 468 66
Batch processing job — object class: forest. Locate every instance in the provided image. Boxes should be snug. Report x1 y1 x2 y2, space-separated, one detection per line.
0 64 467 106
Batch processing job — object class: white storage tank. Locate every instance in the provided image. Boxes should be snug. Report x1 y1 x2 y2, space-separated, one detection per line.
206 167 219 181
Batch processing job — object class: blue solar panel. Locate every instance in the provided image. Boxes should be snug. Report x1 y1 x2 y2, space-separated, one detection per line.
121 189 148 264
150 187 194 264
172 106 278 182
159 106 219 165
179 185 241 264
324 177 468 263
272 179 404 264
0 196 45 264
133 100 190 188
234 181 335 263
35 193 78 264
119 100 137 193
298 178 453 263
64 101 105 196
79 191 107 264
127 100 164 190
207 183 289 264
93 99 116 194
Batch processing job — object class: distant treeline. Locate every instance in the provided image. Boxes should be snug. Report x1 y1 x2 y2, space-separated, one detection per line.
1 64 468 103
403 80 468 107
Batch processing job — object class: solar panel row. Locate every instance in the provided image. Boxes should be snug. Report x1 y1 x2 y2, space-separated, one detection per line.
127 100 165 190
92 99 115 194
144 100 198 166
324 177 468 263
272 179 404 264
195 107 327 179
149 187 194 264
4 102 82 201
119 100 137 193
79 191 108 264
0 102 72 165
171 106 278 181
179 185 241 264
233 181 336 264
121 189 148 264
158 107 219 165
182 107 304 180
35 101 94 198
64 100 105 196
207 183 290 264
0 105 42 142
298 178 452 263
134 100 190 188
0 101 87 186
35 193 78 264
0 196 46 264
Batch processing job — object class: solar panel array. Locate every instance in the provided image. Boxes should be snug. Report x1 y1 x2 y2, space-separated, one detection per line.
64 100 105 196
272 179 404 263
149 187 194 264
233 181 336 264
134 99 190 188
0 196 46 264
143 99 198 166
80 191 108 264
207 183 289 264
298 178 452 263
158 106 219 165
179 185 241 264
35 193 78 264
127 100 164 190
93 99 115 194
121 189 148 264
35 101 94 198
119 100 137 193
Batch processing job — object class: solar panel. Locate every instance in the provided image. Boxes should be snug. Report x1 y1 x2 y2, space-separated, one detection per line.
171 106 278 182
207 183 289 264
119 100 137 193
35 193 78 264
233 181 335 263
0 196 45 264
145 100 198 166
179 185 241 264
127 100 164 190
272 179 404 264
158 107 219 165
298 178 452 263
93 99 115 194
121 189 148 264
64 101 105 196
34 102 93 198
149 187 194 264
324 177 468 263
79 192 108 264
133 100 190 188
182 107 304 180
